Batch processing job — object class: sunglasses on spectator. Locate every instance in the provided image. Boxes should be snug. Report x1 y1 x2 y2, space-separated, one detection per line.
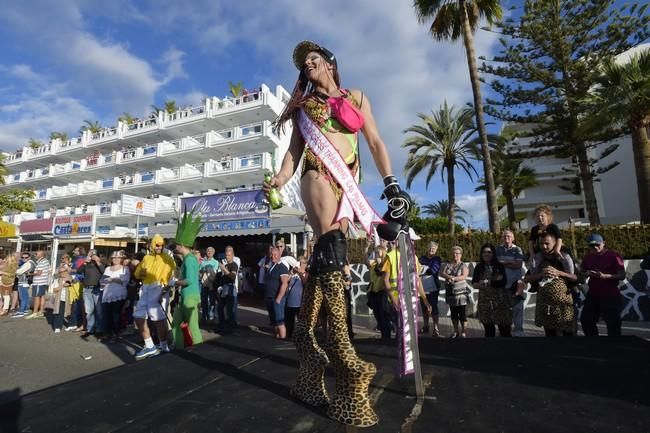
155 244 163 247
22 256 29 259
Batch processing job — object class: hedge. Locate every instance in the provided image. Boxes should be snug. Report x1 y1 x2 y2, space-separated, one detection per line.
347 224 650 263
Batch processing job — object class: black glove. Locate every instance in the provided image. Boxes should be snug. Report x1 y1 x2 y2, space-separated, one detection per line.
380 175 411 220
376 175 412 241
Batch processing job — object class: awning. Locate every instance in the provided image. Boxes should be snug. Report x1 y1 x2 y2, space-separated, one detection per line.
151 215 306 239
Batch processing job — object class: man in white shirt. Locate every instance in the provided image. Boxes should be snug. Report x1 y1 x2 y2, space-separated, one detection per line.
26 250 50 319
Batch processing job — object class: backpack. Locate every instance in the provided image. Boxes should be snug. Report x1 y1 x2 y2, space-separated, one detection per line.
26 260 36 285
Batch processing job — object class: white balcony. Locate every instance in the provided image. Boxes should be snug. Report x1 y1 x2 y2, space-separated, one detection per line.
87 127 119 147
115 171 156 190
155 197 177 213
157 163 204 183
50 161 82 177
83 152 116 171
95 202 121 218
163 105 207 127
123 117 159 138
116 145 158 164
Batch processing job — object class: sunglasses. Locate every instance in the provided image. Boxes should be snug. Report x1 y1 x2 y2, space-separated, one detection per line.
22 256 29 259
155 244 163 247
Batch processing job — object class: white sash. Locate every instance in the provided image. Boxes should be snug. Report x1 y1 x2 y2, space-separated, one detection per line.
297 109 384 234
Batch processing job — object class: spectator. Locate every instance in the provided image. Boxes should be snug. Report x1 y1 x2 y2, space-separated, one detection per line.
0 253 18 316
579 233 626 337
52 255 72 333
264 247 289 339
496 230 526 336
215 246 239 333
199 247 219 321
133 235 176 359
285 257 307 339
419 241 442 337
172 242 203 349
472 244 511 337
26 250 50 320
440 246 470 338
383 236 432 340
101 251 130 343
257 245 273 295
78 249 106 336
276 238 290 257
12 252 35 318
518 232 577 337
367 245 392 340
528 205 563 266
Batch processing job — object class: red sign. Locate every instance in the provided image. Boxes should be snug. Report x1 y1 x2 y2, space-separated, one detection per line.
19 218 54 234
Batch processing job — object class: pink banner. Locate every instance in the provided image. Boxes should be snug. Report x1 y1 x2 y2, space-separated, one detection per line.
297 109 383 234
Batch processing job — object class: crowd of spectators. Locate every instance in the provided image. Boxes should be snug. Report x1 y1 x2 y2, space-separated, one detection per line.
0 205 639 363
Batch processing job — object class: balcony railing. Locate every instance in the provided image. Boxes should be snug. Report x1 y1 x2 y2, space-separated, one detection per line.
51 161 81 177
164 105 206 125
158 163 204 182
124 117 158 136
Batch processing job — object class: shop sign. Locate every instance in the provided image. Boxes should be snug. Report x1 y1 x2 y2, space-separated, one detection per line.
180 190 269 222
0 222 17 238
19 218 54 235
122 194 156 217
53 214 95 237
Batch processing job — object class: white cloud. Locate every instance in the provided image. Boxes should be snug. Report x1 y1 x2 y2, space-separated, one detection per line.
456 193 489 229
140 0 500 198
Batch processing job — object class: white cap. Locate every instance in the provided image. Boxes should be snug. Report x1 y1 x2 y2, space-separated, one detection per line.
408 227 421 240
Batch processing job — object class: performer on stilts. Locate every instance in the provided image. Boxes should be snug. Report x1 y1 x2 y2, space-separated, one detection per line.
264 40 411 427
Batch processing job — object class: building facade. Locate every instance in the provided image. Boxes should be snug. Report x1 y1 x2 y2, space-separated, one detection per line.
501 125 640 228
1 83 306 265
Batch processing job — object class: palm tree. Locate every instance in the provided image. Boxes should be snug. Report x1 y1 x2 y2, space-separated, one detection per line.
402 101 479 234
475 143 538 230
49 131 68 142
413 0 503 233
80 120 102 134
118 112 136 125
585 48 650 223
27 138 44 150
228 81 244 98
164 100 178 114
422 199 468 224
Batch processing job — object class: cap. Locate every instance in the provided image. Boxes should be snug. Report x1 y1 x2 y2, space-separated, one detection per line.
293 40 337 70
586 233 604 245
110 250 124 259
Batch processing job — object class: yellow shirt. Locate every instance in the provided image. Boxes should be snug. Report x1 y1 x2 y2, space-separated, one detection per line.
134 253 176 286
382 250 421 301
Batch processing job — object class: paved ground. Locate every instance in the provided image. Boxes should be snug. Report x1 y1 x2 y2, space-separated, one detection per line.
1 293 649 405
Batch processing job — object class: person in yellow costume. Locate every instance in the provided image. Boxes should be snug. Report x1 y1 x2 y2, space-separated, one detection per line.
133 234 176 360
382 232 432 337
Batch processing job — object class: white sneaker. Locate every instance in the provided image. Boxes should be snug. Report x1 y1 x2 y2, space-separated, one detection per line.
135 346 160 360
54 328 61 334
64 326 77 331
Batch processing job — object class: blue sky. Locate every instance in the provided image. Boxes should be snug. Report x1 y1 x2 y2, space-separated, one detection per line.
0 0 513 229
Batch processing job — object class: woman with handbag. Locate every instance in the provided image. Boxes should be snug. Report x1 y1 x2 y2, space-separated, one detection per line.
52 255 73 332
518 232 577 336
472 244 512 337
440 246 470 338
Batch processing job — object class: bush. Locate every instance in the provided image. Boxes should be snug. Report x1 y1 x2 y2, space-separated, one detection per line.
347 224 650 263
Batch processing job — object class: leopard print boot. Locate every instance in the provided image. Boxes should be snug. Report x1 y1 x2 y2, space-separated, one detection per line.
322 271 378 427
290 276 329 406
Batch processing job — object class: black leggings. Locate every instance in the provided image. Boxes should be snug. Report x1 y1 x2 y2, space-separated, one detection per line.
449 305 467 322
483 323 512 337
102 300 125 336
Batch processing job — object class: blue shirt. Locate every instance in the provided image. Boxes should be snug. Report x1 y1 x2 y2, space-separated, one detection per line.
419 255 441 290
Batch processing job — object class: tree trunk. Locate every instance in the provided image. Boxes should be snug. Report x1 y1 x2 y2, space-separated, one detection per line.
631 125 650 223
575 140 601 225
448 165 456 234
459 0 500 234
505 190 517 230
